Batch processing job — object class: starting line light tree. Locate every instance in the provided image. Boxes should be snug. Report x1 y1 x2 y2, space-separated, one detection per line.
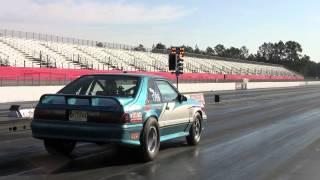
168 47 185 89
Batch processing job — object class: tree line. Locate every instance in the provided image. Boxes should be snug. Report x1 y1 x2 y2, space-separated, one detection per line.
133 41 319 78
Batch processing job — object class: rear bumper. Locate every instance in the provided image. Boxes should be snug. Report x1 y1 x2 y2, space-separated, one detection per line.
31 120 143 146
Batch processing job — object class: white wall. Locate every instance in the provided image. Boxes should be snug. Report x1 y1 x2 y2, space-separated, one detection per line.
247 82 304 89
0 86 62 103
178 83 235 93
1 81 320 103
247 81 320 89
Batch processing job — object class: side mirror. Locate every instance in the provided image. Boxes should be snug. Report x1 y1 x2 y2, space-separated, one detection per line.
177 94 187 102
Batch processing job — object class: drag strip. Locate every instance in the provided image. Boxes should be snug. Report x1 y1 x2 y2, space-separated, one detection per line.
1 85 320 180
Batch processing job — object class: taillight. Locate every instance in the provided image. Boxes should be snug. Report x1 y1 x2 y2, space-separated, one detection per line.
121 113 131 123
120 112 143 123
33 108 66 120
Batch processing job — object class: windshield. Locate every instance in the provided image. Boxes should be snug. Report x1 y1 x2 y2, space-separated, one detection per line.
59 75 140 98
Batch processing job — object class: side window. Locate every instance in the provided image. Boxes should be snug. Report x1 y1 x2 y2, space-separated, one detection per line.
90 82 104 95
59 76 140 97
85 81 94 95
85 81 104 96
147 79 161 104
155 80 178 102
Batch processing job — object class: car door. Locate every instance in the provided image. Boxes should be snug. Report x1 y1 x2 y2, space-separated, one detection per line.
155 80 190 130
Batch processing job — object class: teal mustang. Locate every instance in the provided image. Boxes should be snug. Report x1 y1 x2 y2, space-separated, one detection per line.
31 74 207 161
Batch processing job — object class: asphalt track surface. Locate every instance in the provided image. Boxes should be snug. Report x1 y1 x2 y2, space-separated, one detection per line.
1 85 320 180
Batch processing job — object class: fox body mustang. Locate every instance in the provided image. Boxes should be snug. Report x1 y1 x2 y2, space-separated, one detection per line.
31 74 207 161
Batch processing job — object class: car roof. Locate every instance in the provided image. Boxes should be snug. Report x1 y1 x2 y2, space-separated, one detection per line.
80 73 166 80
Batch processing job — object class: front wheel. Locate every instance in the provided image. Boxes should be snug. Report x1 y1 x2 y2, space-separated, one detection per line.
44 139 76 156
140 117 160 162
186 113 202 146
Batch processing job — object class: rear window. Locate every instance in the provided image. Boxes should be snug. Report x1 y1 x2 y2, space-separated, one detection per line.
59 75 140 98
40 95 120 108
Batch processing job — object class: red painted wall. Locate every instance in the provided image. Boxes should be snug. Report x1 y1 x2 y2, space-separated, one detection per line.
0 67 304 81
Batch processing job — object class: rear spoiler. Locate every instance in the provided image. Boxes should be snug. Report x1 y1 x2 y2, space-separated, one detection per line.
38 94 122 109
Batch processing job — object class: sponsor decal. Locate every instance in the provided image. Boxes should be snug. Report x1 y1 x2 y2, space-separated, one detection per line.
144 105 151 111
186 93 205 105
149 88 161 103
130 112 143 123
19 108 35 119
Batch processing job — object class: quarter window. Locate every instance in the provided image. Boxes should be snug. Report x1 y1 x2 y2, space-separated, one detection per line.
147 79 161 103
155 80 178 102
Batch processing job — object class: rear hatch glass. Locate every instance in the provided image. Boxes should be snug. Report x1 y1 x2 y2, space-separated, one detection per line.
58 75 140 98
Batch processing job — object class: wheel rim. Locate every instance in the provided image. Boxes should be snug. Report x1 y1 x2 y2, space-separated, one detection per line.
194 118 201 141
147 126 158 153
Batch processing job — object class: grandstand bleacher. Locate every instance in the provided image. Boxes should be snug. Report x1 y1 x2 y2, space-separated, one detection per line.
0 29 303 82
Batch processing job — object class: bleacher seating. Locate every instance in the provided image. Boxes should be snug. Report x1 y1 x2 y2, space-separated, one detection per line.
0 31 303 81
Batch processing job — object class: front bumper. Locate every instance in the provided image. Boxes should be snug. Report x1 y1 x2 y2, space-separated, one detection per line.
31 120 143 146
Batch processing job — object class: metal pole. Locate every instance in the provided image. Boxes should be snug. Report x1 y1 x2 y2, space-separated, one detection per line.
176 74 179 90
175 54 179 90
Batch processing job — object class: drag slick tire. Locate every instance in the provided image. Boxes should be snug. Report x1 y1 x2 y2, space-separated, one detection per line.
186 112 202 146
44 139 76 156
140 117 160 162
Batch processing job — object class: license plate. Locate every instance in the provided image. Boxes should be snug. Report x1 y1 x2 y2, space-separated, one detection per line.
69 110 87 121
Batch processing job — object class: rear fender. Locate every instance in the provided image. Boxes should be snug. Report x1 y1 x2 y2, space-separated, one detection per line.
143 110 159 123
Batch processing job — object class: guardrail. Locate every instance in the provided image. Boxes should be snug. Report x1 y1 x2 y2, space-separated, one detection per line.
0 105 34 135
0 119 32 135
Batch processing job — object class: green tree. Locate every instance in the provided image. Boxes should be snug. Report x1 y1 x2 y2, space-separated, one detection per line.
205 47 215 56
273 41 286 64
134 44 146 52
194 45 201 54
247 54 256 61
284 41 302 62
254 40 314 75
154 43 166 49
224 47 242 59
214 44 226 57
240 46 249 59
257 42 274 62
181 45 194 53
96 42 103 47
152 43 167 53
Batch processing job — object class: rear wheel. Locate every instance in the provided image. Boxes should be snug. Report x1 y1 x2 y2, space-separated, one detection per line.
140 117 160 162
186 113 202 146
44 139 76 156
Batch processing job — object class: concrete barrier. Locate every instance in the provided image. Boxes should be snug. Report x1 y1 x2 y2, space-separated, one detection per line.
178 83 235 93
1 81 320 103
246 82 312 89
0 119 32 135
0 86 62 103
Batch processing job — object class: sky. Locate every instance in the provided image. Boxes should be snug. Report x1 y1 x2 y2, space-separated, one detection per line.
0 0 319 61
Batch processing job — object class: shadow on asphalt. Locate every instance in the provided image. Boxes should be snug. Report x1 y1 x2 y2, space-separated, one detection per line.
46 140 190 174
